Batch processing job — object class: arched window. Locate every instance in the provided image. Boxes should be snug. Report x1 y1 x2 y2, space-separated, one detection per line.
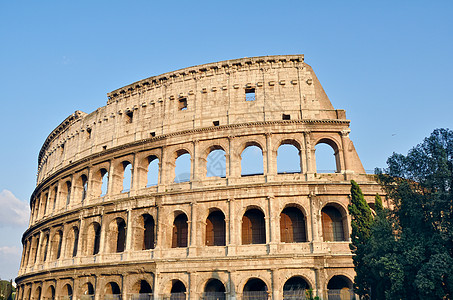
83 282 95 297
147 156 159 187
72 227 79 257
206 210 226 246
63 284 73 300
108 218 126 253
42 193 48 217
170 280 186 300
45 286 55 300
206 149 226 178
243 278 268 300
65 181 72 205
56 231 63 259
33 237 40 263
172 213 188 248
241 145 263 176
174 152 191 183
81 175 88 201
322 206 347 242
42 234 49 262
35 286 41 300
86 222 101 255
101 169 109 196
105 282 121 300
122 162 132 192
283 276 310 299
280 207 307 243
327 275 354 300
315 139 340 173
204 279 226 300
143 214 155 250
52 187 58 210
131 280 153 300
242 209 266 245
277 143 301 174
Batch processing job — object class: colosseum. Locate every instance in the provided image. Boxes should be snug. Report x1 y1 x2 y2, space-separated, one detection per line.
16 55 381 300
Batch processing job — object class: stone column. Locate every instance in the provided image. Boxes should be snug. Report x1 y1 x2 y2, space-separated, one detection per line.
304 131 315 180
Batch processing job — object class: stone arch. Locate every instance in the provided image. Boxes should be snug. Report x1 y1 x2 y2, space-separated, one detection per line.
104 281 121 300
314 137 341 173
242 208 266 245
146 155 160 187
63 180 72 206
205 209 226 246
92 165 109 198
62 283 73 299
277 139 302 174
75 173 89 203
205 146 227 178
41 232 50 262
326 275 354 299
44 285 55 300
282 276 310 298
65 225 79 258
242 278 268 299
130 279 153 298
122 161 133 193
321 203 348 242
33 285 42 300
172 212 188 248
81 281 95 297
174 149 191 183
106 217 127 253
240 141 264 176
280 206 307 243
203 278 226 299
84 221 101 255
111 159 133 194
50 230 63 260
141 213 156 250
24 285 31 300
170 280 186 300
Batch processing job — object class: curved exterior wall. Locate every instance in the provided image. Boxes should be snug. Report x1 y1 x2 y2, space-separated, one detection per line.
17 55 381 300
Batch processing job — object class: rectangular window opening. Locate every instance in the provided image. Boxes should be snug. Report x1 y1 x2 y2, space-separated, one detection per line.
245 88 255 101
179 98 188 111
282 114 291 120
86 128 92 139
150 132 156 137
213 121 220 126
126 111 133 123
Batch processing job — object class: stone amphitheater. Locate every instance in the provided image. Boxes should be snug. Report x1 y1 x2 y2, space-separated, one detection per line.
16 55 381 300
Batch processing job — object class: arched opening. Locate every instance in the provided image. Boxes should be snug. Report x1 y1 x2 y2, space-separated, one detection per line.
315 139 340 173
322 206 347 242
122 162 132 193
101 169 109 197
327 275 354 300
108 218 126 253
206 210 226 246
63 284 73 300
52 186 58 210
104 282 121 300
283 276 310 299
241 145 264 176
81 175 88 201
172 213 188 248
33 237 40 263
42 234 49 262
206 149 226 178
86 222 101 255
131 280 153 300
243 278 268 300
51 231 63 260
277 143 301 174
65 181 72 205
82 282 95 300
143 214 155 250
45 286 55 300
42 193 48 217
35 286 42 300
170 280 186 300
242 209 266 245
147 156 159 187
24 287 30 300
203 279 226 300
174 152 191 183
280 207 307 243
72 227 79 257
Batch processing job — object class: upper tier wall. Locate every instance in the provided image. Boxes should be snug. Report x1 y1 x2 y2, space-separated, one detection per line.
36 55 344 185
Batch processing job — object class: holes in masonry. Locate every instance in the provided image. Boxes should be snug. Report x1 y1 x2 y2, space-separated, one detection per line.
86 127 92 139
103 145 107 151
213 121 220 126
245 88 255 101
282 114 291 120
150 132 156 137
179 98 188 111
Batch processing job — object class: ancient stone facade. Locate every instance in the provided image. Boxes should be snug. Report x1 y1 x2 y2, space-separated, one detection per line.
16 55 381 300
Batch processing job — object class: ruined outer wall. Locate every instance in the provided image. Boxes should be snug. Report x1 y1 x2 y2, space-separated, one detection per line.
17 55 381 300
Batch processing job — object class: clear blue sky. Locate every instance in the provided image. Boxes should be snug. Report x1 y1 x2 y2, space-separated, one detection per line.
0 0 452 280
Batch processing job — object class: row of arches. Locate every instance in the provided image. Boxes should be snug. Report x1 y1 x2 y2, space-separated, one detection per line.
21 204 348 268
31 137 342 224
19 275 353 300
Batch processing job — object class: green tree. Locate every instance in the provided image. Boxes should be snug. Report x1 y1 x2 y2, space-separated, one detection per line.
348 180 374 299
371 128 453 299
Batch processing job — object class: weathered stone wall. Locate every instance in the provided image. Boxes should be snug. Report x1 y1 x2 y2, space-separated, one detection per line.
17 55 381 300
